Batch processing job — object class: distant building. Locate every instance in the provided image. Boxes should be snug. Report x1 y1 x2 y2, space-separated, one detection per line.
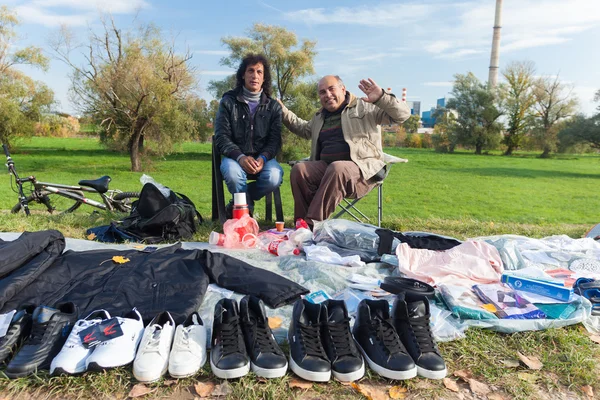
406 100 421 116
421 97 448 128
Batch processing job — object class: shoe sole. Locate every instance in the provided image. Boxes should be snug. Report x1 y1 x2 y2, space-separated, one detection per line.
50 366 86 376
133 364 168 383
251 361 288 379
356 343 417 380
332 361 365 382
210 358 250 379
289 353 331 382
169 354 207 379
417 366 447 380
86 361 132 372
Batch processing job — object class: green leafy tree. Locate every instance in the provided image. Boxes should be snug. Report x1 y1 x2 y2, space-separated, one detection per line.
501 61 536 155
558 113 600 151
0 6 54 146
52 18 198 171
403 114 420 134
531 75 578 158
446 72 503 154
190 98 219 142
207 74 236 100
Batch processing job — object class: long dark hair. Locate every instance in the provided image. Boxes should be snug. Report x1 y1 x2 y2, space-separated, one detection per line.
235 53 272 97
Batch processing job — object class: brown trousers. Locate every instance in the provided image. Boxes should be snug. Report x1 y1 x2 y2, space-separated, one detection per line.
290 160 375 223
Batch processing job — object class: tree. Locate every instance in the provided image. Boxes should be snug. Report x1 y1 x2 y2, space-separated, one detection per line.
501 61 536 155
190 98 219 142
0 6 54 146
558 114 600 151
207 74 236 100
52 18 198 171
531 75 578 158
403 114 420 134
446 72 503 154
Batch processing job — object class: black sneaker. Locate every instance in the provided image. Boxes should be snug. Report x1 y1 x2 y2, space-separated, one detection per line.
288 299 330 382
321 300 364 382
210 299 250 379
353 299 416 380
5 302 78 378
0 305 35 365
239 295 288 379
393 293 447 379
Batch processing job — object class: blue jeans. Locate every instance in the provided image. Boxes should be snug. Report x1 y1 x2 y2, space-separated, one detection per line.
220 157 284 206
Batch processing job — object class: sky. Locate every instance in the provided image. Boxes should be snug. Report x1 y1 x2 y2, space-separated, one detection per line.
4 0 600 116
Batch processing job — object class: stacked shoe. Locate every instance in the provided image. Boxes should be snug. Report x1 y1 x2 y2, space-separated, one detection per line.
210 298 250 379
240 295 288 379
321 300 365 382
134 311 176 382
353 299 417 380
5 302 78 378
574 278 600 316
50 310 111 375
0 305 35 365
392 293 447 379
168 312 207 379
86 308 144 371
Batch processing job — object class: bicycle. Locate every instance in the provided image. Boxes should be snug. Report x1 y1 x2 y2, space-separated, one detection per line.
3 143 140 216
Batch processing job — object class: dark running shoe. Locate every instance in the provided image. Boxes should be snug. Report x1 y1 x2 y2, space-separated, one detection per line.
288 299 330 382
353 299 416 380
240 295 287 379
321 300 364 382
210 299 249 379
393 293 447 379
5 302 78 378
0 305 35 365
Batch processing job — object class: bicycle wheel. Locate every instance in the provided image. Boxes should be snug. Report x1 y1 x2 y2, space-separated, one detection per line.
112 191 140 212
11 190 83 214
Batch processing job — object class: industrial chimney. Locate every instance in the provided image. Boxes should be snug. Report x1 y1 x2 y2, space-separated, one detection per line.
488 0 503 88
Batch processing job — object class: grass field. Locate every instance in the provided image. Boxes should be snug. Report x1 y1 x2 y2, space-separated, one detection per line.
1 137 600 400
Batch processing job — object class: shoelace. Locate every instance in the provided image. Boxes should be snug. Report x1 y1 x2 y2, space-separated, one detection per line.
410 316 436 353
299 322 326 358
220 316 244 356
372 317 404 355
145 325 164 354
247 317 278 354
328 317 354 358
28 322 49 345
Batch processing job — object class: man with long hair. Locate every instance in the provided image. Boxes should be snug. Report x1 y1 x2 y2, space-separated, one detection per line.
214 54 283 216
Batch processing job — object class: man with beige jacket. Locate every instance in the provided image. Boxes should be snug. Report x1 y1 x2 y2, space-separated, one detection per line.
278 75 410 227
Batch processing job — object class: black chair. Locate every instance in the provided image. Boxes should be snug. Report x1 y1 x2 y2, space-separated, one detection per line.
211 139 284 224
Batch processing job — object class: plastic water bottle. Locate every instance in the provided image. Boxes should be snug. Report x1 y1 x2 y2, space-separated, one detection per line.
140 174 172 198
267 239 300 256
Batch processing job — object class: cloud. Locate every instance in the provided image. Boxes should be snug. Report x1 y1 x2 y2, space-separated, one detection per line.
198 70 235 76
423 81 453 87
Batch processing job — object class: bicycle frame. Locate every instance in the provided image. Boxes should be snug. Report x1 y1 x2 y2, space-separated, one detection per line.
32 180 117 211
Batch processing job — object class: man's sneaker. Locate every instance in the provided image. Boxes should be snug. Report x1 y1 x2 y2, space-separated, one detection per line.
239 295 288 379
321 300 364 382
86 308 144 371
210 298 250 379
50 310 111 375
393 293 447 379
5 302 78 378
133 311 176 382
288 299 330 382
352 299 416 380
0 305 35 365
168 312 207 379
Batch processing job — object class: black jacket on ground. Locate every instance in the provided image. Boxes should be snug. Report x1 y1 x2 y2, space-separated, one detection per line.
214 87 282 161
0 231 308 324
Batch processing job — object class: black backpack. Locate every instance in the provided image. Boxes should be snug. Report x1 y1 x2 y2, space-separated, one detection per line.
119 183 203 243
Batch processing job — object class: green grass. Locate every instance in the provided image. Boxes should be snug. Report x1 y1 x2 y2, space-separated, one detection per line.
1 137 600 399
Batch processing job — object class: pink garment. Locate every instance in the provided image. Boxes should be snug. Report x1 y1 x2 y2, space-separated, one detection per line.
396 240 504 287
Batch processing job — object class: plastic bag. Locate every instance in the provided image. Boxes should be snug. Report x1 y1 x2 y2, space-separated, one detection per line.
140 174 172 198
209 215 259 248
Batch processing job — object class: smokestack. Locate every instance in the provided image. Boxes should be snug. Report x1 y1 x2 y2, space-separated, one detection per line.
402 88 407 102
488 0 503 88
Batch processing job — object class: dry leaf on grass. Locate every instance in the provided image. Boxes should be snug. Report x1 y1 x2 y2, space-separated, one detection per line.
162 379 176 386
517 372 538 383
268 316 283 329
453 369 473 381
588 335 600 344
128 383 157 398
389 385 407 399
487 393 508 400
516 351 543 370
581 385 594 398
350 382 388 400
289 378 313 390
501 359 520 368
211 382 231 397
194 381 215 397
467 379 491 396
443 378 460 392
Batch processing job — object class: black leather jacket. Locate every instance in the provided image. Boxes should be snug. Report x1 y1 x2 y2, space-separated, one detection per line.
214 87 282 161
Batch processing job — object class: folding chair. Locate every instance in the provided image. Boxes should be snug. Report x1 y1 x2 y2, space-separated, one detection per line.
211 139 284 224
331 153 408 227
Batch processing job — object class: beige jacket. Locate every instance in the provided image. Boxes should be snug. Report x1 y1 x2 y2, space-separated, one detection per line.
281 91 411 180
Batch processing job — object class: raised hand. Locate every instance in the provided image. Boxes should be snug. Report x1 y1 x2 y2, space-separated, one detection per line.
358 78 384 103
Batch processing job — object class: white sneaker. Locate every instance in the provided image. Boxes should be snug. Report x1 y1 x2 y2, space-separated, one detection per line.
133 311 175 383
86 308 144 371
168 312 207 378
50 310 111 375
